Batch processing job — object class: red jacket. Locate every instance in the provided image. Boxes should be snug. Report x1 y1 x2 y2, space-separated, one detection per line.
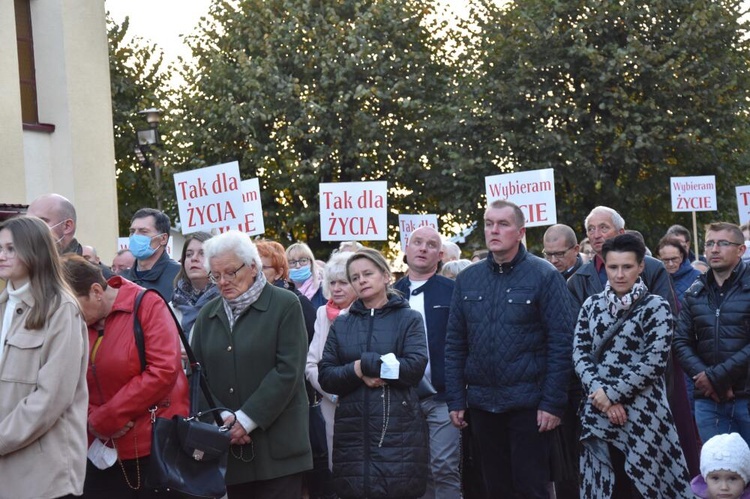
87 277 189 460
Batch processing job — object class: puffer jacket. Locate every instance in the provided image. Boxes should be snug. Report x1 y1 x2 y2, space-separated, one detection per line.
671 258 702 302
673 260 750 397
318 294 428 499
445 245 576 417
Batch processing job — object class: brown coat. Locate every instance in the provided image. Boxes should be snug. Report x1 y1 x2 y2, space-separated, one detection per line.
0 285 89 499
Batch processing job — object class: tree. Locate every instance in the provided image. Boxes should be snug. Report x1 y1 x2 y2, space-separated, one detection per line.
108 15 175 235
173 0 461 255
455 0 750 246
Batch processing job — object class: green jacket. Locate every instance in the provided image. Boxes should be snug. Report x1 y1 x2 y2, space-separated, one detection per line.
191 283 312 484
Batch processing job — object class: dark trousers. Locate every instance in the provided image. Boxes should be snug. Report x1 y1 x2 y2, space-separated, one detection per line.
227 472 303 499
83 458 185 499
608 444 643 499
470 408 550 499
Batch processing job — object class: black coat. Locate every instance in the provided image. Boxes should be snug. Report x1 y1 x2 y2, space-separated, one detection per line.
673 260 750 397
318 294 428 499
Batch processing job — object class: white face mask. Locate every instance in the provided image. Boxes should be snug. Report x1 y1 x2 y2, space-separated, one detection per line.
87 438 117 470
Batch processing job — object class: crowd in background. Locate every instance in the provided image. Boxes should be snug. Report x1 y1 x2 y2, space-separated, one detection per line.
1 192 750 499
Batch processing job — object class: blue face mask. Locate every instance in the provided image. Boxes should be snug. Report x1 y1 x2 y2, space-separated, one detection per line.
289 266 312 283
129 234 160 260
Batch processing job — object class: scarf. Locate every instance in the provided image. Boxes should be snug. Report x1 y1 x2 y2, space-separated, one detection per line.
604 277 647 316
297 274 321 301
221 271 267 330
326 299 347 321
171 278 219 337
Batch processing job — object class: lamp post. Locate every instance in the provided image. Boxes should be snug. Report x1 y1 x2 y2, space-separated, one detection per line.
134 107 163 211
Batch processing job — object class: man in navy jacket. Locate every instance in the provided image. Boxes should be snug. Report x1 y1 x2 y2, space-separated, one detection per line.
445 200 576 499
395 226 460 499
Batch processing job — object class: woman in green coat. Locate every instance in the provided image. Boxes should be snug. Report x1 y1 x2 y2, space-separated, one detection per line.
191 230 312 498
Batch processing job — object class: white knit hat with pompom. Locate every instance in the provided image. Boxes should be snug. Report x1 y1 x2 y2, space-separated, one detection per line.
700 433 750 483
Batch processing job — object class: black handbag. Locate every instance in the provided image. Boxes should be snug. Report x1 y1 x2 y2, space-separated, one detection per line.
415 376 437 400
308 394 328 458
132 290 235 499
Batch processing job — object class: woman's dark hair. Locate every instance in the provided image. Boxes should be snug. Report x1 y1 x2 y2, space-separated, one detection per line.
174 231 212 286
1 216 73 329
655 236 688 263
61 254 107 297
601 233 646 264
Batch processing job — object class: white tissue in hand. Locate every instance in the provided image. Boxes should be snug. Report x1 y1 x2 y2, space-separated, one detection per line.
380 353 400 379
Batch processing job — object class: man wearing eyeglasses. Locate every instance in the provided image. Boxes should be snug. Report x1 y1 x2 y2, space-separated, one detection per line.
121 207 180 301
673 222 750 445
542 224 582 280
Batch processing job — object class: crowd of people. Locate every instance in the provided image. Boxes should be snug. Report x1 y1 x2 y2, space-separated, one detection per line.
1 191 750 499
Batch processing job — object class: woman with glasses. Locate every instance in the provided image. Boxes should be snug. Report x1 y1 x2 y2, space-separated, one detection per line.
656 235 701 302
286 242 326 308
61 254 189 499
580 237 594 264
171 232 218 341
0 216 88 499
191 230 312 498
318 249 428 499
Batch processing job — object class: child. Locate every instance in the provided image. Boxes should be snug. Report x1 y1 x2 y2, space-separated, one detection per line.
692 433 750 499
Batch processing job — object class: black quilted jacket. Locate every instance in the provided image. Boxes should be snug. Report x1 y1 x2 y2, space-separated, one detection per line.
318 294 428 498
444 245 576 417
673 260 750 397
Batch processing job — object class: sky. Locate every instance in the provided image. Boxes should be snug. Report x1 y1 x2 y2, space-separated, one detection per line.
105 0 471 67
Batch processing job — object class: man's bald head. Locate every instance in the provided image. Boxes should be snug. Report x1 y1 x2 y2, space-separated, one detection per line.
27 193 77 249
406 226 443 279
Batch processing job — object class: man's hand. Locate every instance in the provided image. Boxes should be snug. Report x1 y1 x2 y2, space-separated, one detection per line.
693 372 720 402
588 387 612 412
606 404 627 426
537 410 560 432
449 410 468 429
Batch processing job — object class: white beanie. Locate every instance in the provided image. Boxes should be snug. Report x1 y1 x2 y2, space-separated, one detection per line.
700 433 750 483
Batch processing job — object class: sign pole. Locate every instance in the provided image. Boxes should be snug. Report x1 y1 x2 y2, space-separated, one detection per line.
692 210 699 259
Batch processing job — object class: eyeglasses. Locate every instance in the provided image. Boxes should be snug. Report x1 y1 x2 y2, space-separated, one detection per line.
542 246 574 260
660 257 682 265
0 246 17 258
208 263 246 283
288 258 310 268
704 240 742 249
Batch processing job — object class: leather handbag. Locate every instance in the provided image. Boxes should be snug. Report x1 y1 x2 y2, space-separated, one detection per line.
132 290 235 499
415 375 437 400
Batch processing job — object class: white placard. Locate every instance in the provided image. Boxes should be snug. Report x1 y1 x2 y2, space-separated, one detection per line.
216 178 265 236
485 168 556 227
736 185 750 226
117 236 173 259
398 214 438 252
670 175 717 212
319 181 388 241
173 161 245 234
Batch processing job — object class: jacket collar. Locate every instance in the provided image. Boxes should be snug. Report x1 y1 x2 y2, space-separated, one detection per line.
348 292 409 316
399 272 440 296
485 243 527 274
133 251 172 280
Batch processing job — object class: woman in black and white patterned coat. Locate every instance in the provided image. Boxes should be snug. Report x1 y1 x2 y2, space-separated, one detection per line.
573 233 690 498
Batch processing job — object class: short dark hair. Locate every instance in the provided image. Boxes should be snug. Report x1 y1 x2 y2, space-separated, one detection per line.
601 233 646 264
666 224 691 241
486 199 525 228
705 222 744 244
132 208 171 235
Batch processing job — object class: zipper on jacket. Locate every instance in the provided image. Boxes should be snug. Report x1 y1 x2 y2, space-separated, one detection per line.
714 308 720 366
363 307 375 495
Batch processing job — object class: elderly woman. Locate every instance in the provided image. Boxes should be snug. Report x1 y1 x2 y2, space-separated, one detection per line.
305 251 356 469
286 242 326 308
256 239 317 342
0 216 88 499
62 254 189 498
171 232 218 340
191 230 312 497
319 248 428 498
573 234 689 497
656 235 701 302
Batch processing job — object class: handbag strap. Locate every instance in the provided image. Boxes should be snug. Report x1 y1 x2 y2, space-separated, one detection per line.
591 294 647 364
133 289 224 425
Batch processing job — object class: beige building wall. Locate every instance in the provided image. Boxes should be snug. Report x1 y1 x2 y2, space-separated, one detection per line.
1 0 118 262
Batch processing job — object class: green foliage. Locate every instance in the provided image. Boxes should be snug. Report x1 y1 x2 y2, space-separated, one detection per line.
173 0 459 256
457 0 750 247
108 16 176 235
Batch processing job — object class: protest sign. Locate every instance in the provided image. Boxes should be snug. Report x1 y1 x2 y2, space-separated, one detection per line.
398 214 438 252
173 161 244 233
485 168 556 227
319 181 388 241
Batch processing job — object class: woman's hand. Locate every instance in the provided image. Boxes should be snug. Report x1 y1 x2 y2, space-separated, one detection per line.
223 413 252 446
606 404 627 426
90 421 134 440
362 375 386 388
588 387 612 412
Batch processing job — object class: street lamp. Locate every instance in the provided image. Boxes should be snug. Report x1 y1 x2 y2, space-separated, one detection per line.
134 107 163 211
